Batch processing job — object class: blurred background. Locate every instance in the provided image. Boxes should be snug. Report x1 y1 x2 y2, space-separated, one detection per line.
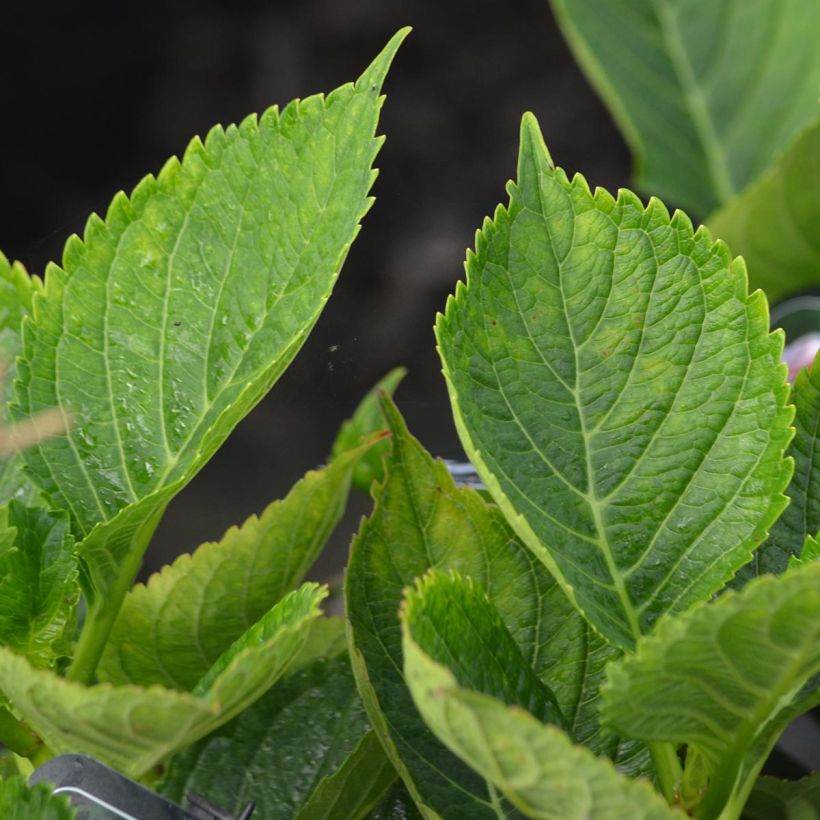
0 0 630 577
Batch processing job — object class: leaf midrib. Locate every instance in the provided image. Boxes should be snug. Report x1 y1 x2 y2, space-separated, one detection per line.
651 0 736 204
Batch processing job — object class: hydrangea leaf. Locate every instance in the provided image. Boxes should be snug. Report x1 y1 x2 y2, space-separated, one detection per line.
739 354 820 583
10 30 409 675
602 561 820 819
0 502 79 669
401 570 567 730
742 773 820 820
0 583 324 776
161 650 391 820
369 783 424 820
708 116 820 303
436 113 793 650
550 0 820 216
790 533 820 569
346 397 648 820
401 618 683 820
332 367 407 492
0 256 44 507
0 776 75 820
99 439 376 689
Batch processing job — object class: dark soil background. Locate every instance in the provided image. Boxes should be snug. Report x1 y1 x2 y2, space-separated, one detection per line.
0 0 629 578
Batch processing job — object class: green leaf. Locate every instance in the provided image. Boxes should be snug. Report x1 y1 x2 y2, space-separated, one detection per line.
435 113 793 650
347 397 647 819
742 774 820 820
790 533 820 568
550 0 820 216
708 117 820 302
401 619 683 820
740 354 820 582
0 776 75 820
0 502 79 668
161 650 387 820
0 583 325 776
10 30 409 675
332 366 407 492
0 256 43 507
99 441 372 689
401 570 566 731
602 561 820 819
369 783 424 820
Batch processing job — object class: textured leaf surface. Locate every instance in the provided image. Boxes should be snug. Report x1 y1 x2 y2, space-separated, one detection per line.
0 776 75 820
0 584 324 775
99 442 371 688
332 366 406 492
550 0 820 215
369 783 424 820
709 117 820 302
347 398 647 820
0 256 42 506
162 650 386 820
0 502 79 668
602 562 820 818
402 570 566 730
741 355 820 581
401 625 682 820
11 30 408 605
436 113 792 649
742 774 820 820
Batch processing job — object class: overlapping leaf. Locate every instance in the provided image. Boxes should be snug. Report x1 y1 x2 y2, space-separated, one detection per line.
401 615 683 820
10 30 408 621
0 502 79 668
550 0 820 215
742 773 820 820
436 113 793 650
709 117 820 302
0 777 75 820
162 649 392 820
99 441 374 689
602 561 820 819
347 397 648 819
0 584 324 776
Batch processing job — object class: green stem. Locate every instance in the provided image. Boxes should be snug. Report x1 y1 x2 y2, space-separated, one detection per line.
0 707 43 758
649 741 682 805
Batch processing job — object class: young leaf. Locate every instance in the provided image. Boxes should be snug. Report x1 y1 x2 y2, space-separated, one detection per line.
402 570 567 731
0 584 325 776
0 255 43 506
332 367 407 492
401 619 683 820
739 353 820 582
10 30 409 679
0 776 75 820
602 561 820 819
161 651 390 820
436 113 793 650
99 441 374 689
0 502 79 668
708 117 820 303
741 773 820 820
347 397 647 819
550 0 820 215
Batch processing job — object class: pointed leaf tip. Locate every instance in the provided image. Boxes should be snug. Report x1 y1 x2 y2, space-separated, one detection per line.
518 112 554 180
357 28 411 93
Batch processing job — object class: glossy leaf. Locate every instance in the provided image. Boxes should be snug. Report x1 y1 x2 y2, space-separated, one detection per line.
0 502 79 668
0 584 324 776
436 113 792 650
742 773 820 820
0 777 75 820
369 783 424 820
602 562 820 819
708 117 820 302
0 256 43 506
332 366 406 492
401 622 683 820
161 650 387 820
99 442 373 688
550 0 820 215
347 397 647 819
10 30 409 620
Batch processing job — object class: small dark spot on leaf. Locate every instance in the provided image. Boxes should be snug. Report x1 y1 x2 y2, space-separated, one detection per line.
491 320 497 326
173 320 181 327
